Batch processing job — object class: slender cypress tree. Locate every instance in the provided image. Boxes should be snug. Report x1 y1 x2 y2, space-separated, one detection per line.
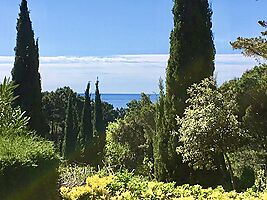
93 79 105 166
77 82 93 162
153 79 169 181
155 0 215 183
12 0 47 137
166 0 215 118
94 80 104 133
73 104 79 148
62 96 78 160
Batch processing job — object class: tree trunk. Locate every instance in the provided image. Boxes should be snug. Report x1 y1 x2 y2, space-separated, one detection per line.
224 152 236 190
217 153 229 187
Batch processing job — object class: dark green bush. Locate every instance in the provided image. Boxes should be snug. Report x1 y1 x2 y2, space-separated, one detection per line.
238 167 255 191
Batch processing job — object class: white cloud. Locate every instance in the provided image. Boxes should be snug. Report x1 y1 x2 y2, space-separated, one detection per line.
36 54 169 64
0 54 260 93
215 54 256 64
214 54 259 85
0 56 14 64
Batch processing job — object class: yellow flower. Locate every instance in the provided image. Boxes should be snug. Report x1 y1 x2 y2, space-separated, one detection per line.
86 174 114 190
67 186 91 200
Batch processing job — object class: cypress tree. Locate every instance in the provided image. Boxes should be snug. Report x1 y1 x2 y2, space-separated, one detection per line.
155 0 215 183
77 82 93 162
12 0 47 137
153 79 169 181
73 105 80 161
93 79 105 166
62 96 78 160
166 0 215 118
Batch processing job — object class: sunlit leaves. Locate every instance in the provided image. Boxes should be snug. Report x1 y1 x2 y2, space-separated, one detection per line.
177 78 243 170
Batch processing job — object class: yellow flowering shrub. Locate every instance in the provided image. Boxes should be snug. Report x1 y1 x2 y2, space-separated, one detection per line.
60 174 114 200
86 174 114 191
60 172 267 200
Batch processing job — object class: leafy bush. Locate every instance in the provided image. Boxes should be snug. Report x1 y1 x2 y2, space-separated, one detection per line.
220 64 267 152
0 142 59 200
0 78 60 200
219 65 267 190
0 134 58 171
60 171 267 200
0 78 29 137
104 94 155 177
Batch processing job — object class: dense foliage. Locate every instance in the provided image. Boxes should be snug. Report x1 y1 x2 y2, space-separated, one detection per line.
0 78 58 168
105 94 155 177
221 65 267 147
2 0 267 198
0 78 59 200
223 20 267 173
42 87 83 151
42 86 123 160
220 64 267 172
177 78 243 190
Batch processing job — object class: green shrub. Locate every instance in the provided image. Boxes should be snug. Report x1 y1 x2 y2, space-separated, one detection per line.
0 78 60 200
104 94 155 177
0 143 59 200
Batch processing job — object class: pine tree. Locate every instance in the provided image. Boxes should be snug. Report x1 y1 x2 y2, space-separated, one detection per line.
62 96 78 161
11 0 47 137
155 0 215 183
93 79 105 166
77 82 93 162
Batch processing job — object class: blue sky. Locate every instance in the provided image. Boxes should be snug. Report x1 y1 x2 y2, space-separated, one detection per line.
0 0 266 93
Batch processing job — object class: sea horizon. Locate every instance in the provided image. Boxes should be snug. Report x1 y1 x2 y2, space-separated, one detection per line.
79 93 159 108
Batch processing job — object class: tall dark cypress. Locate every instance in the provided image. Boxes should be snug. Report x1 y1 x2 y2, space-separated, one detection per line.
93 79 105 166
155 0 215 183
166 0 215 117
62 96 78 160
77 82 93 162
12 0 47 137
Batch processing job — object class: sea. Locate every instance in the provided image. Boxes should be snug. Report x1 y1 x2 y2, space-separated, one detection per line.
89 94 159 108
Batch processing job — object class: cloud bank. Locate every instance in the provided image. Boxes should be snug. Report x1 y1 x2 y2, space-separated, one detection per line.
0 54 259 93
